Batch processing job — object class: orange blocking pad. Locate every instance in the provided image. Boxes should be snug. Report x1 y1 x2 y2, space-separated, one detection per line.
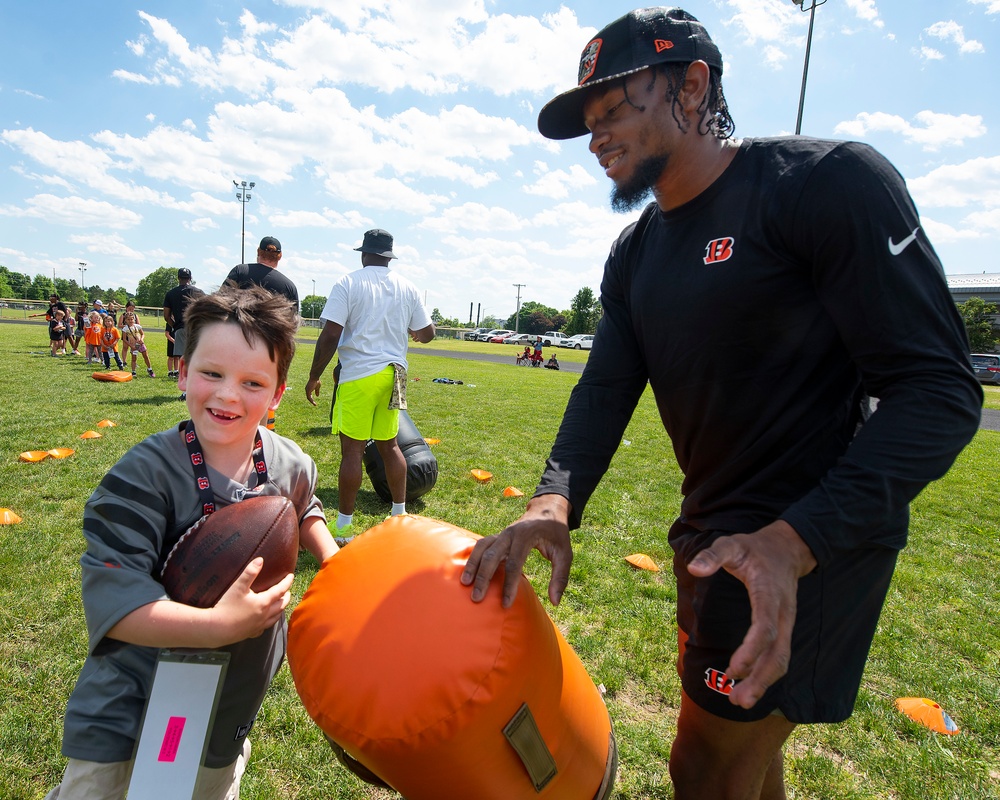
288 515 617 800
92 371 132 382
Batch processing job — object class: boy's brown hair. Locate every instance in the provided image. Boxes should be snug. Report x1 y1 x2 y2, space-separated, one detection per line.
184 283 298 385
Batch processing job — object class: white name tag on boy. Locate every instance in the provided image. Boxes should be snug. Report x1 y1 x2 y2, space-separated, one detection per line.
127 650 230 800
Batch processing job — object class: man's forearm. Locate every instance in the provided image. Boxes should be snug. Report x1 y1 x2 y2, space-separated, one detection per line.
309 323 342 381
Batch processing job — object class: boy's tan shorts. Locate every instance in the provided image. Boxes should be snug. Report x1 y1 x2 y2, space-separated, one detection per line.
45 738 250 800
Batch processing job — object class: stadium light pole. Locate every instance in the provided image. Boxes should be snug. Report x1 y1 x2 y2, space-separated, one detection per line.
791 0 827 135
234 179 255 264
78 262 87 293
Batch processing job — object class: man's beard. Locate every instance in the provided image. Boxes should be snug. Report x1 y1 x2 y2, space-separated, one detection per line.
610 153 670 213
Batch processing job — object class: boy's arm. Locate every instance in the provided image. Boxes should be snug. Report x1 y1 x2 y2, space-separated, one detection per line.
106 558 294 649
299 515 339 563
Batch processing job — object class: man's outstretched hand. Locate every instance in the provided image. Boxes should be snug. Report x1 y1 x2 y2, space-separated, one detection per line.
460 494 573 608
686 520 817 710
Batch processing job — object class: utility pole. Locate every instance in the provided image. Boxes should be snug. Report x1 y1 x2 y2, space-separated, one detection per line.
512 283 526 333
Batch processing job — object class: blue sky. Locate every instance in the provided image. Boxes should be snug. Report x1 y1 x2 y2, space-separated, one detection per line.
2 0 998 323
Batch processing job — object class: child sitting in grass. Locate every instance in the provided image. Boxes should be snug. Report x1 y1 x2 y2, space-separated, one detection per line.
45 285 339 800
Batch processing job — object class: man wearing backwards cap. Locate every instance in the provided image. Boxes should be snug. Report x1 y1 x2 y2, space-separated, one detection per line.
463 8 981 798
225 235 300 310
305 229 435 537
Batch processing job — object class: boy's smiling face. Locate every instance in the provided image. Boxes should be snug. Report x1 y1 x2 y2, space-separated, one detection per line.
178 321 285 462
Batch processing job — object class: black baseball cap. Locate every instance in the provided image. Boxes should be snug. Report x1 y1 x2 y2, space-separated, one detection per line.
259 236 281 252
537 7 723 140
177 268 192 279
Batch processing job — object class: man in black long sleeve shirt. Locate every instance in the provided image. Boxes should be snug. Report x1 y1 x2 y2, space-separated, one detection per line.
462 8 982 799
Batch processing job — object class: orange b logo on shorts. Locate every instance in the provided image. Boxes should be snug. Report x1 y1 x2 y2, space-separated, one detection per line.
705 668 737 695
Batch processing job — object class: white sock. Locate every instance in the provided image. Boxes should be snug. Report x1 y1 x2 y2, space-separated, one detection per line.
336 513 353 530
391 502 406 516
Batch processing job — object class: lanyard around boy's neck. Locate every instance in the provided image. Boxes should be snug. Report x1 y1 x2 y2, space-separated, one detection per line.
182 420 268 516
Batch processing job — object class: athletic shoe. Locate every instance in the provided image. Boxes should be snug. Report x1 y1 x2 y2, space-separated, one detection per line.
179 392 186 401
147 369 156 378
334 535 354 548
131 371 137 378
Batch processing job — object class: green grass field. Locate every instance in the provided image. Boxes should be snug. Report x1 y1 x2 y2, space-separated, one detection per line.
0 320 997 799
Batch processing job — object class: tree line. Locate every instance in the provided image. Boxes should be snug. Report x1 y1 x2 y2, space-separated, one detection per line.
430 287 604 336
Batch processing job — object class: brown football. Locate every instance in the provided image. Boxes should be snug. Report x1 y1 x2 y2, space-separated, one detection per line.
161 494 300 608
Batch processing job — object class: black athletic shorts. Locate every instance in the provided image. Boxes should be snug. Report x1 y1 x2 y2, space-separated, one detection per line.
674 540 898 724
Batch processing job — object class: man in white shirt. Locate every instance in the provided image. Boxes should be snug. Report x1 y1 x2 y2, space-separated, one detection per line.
305 229 435 535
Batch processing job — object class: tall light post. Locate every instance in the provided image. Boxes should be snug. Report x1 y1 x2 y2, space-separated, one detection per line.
234 179 255 264
791 0 827 135
78 262 87 294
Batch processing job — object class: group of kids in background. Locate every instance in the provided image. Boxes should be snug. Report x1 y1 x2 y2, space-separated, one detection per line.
45 295 177 378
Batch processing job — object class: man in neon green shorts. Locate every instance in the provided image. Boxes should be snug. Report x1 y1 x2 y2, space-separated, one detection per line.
305 229 435 536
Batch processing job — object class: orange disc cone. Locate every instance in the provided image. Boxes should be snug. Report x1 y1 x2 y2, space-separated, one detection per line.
80 431 102 439
470 469 492 483
625 554 661 572
503 486 525 498
895 697 960 735
0 508 22 524
97 419 117 428
19 451 50 462
47 448 75 459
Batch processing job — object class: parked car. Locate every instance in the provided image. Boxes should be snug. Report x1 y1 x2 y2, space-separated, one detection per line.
559 334 594 350
475 328 509 342
503 333 535 346
465 327 491 341
540 331 568 347
971 353 1000 385
486 330 516 343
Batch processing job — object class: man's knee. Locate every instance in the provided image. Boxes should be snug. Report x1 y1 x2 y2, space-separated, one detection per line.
669 694 794 800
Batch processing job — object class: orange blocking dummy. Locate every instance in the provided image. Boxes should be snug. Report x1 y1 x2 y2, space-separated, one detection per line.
287 515 617 799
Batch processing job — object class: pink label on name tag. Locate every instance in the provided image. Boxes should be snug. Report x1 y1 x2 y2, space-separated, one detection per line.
158 716 187 762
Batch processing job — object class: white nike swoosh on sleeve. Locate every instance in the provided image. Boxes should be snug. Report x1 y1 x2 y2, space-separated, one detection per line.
888 227 920 256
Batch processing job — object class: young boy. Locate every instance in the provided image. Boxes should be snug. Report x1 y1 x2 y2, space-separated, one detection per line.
85 311 103 363
47 285 339 799
99 314 125 370
49 309 68 356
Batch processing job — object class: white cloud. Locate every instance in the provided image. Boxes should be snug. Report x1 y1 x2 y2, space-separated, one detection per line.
833 110 986 151
184 217 219 232
925 21 984 54
268 208 369 229
845 0 884 28
722 0 800 48
421 202 525 233
523 162 596 199
133 3 587 99
69 232 145 260
969 0 1000 13
0 194 143 229
908 156 1000 210
919 46 945 61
